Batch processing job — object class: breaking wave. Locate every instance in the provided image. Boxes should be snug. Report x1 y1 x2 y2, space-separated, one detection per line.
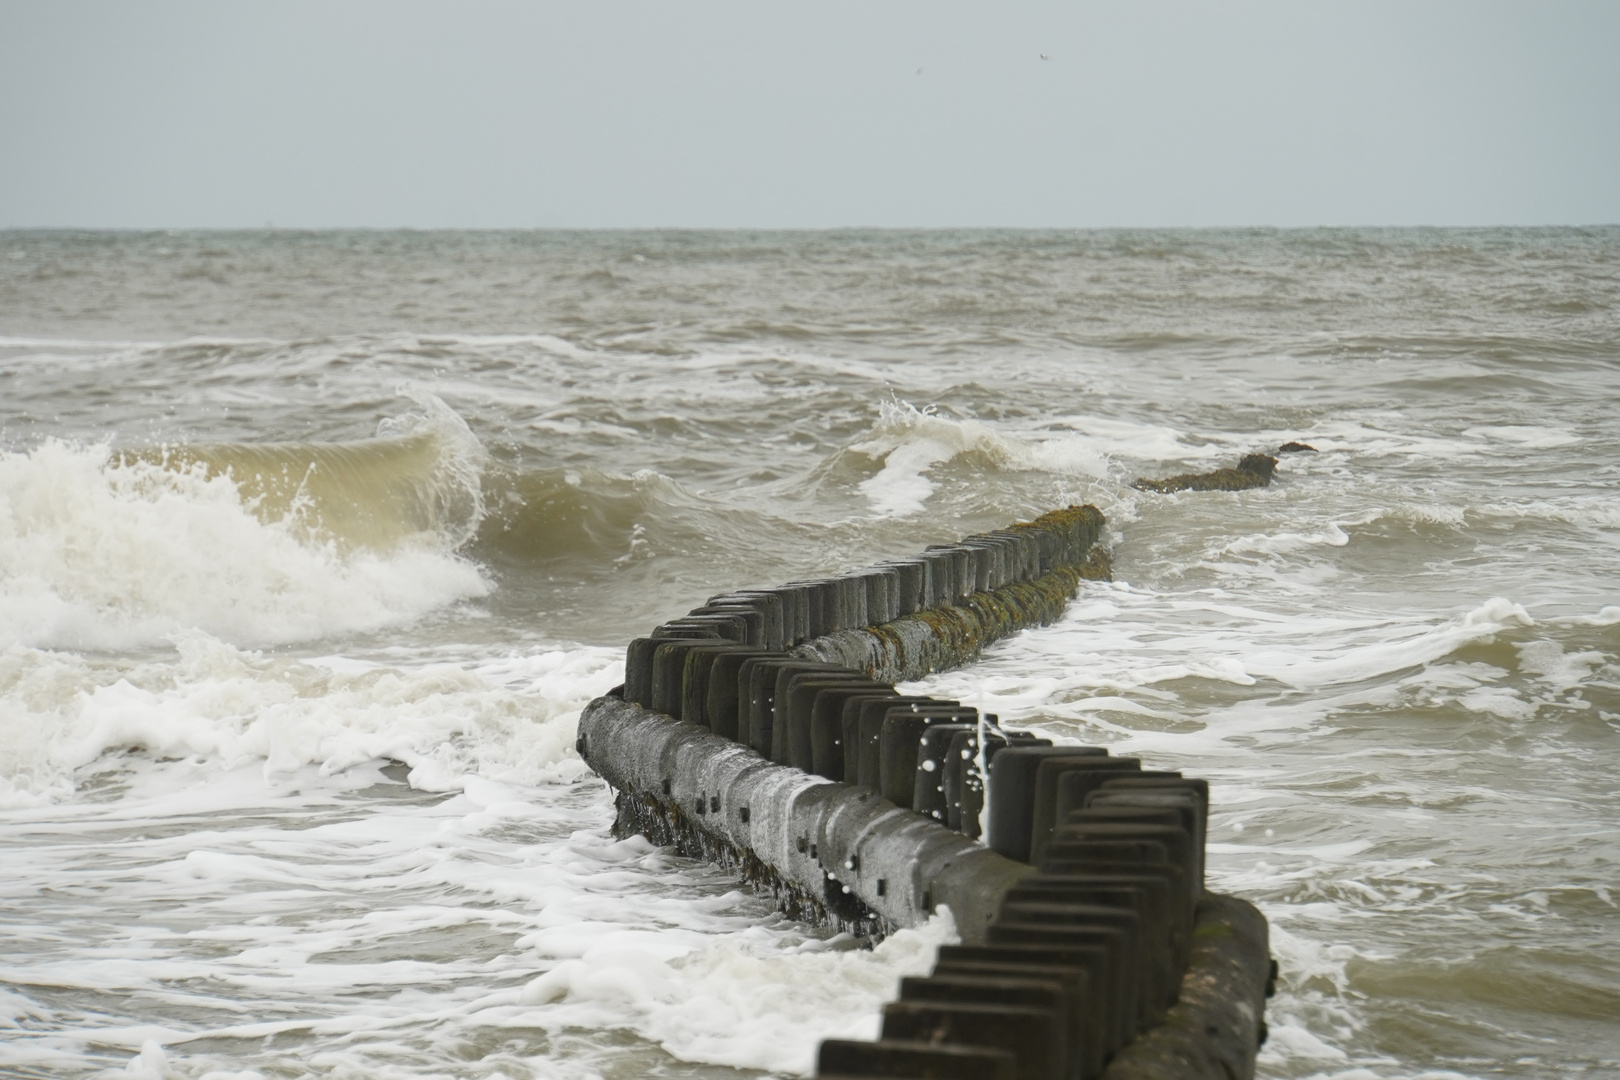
0 393 491 651
847 400 1110 517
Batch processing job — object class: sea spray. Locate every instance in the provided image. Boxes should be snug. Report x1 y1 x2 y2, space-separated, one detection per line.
850 399 1110 517
0 440 489 651
0 634 623 808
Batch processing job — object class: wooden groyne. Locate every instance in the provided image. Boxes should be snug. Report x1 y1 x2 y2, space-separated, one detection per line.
577 505 1274 1080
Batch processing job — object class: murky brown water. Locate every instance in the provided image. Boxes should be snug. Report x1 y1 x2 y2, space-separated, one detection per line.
2 228 1616 1078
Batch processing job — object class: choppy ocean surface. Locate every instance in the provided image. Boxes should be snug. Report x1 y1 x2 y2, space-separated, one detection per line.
0 228 1616 1080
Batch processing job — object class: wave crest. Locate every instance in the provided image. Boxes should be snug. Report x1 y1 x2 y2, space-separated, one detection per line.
118 387 488 553
848 400 1109 517
0 395 490 651
0 634 621 807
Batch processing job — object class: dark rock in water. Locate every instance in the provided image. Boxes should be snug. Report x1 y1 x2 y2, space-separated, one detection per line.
1235 453 1278 479
1278 441 1317 453
1131 453 1279 494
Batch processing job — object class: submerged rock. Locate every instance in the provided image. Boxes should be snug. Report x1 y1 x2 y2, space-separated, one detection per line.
1132 453 1279 494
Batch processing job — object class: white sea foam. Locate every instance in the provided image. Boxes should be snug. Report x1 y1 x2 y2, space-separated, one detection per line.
0 636 623 808
1222 522 1352 557
850 400 1109 516
0 438 489 653
1475 496 1620 530
1514 640 1607 692
517 912 954 1074
1043 414 1221 462
1241 598 1536 689
0 722 945 1080
1551 605 1620 627
1216 417 1471 463
1461 424 1580 449
929 598 1593 770
0 335 167 350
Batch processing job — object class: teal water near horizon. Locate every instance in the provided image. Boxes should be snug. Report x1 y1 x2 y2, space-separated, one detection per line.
1 227 1617 1079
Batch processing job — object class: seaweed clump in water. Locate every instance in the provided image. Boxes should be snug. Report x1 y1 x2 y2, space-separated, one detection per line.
1132 453 1279 493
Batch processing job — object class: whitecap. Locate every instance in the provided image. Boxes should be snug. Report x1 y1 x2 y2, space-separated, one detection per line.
0 435 489 653
849 399 1108 517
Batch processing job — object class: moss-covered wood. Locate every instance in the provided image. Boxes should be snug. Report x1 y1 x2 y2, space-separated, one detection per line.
791 511 1111 684
1132 453 1279 494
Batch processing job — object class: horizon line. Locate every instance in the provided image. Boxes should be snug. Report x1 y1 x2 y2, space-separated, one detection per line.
5 222 1618 234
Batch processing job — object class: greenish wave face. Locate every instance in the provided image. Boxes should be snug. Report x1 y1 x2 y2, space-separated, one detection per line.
116 433 482 553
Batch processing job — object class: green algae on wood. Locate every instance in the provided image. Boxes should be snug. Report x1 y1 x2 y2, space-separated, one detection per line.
1132 453 1279 494
793 504 1109 683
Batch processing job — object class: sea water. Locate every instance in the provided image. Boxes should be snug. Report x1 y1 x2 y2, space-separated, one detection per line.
0 228 1615 1079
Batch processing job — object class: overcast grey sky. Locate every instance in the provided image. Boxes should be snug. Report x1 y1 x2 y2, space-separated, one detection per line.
2 1 1616 229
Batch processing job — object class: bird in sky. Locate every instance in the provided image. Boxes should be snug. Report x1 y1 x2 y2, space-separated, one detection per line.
1039 53 1050 60
916 67 923 75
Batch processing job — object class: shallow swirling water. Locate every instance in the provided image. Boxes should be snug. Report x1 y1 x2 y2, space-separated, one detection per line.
0 228 1616 1080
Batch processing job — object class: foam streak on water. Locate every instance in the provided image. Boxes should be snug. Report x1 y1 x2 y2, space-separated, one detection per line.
0 228 1617 1079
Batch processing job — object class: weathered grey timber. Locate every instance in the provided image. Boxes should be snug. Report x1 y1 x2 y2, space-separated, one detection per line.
581 693 1273 1078
1131 453 1279 494
575 502 1273 1080
794 548 1111 683
1100 894 1272 1080
578 695 1036 942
